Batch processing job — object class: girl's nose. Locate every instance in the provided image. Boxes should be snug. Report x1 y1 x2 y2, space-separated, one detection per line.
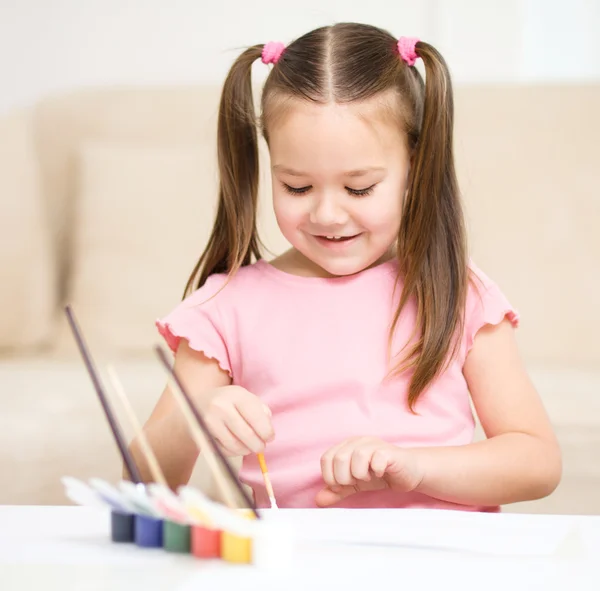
309 194 349 227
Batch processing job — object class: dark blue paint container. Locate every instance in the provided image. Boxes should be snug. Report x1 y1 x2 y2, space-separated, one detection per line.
110 510 135 543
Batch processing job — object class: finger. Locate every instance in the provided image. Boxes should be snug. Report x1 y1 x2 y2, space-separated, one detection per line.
315 485 357 508
206 419 253 456
332 441 358 486
220 426 254 456
234 398 275 444
370 448 392 479
350 445 377 482
222 410 266 453
320 441 347 487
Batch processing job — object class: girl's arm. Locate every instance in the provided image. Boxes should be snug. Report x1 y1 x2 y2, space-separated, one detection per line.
413 318 562 506
128 340 232 489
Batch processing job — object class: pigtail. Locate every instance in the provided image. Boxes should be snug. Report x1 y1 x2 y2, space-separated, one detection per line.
183 45 265 297
393 42 469 410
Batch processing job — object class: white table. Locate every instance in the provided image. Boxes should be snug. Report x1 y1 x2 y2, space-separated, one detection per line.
1 506 599 590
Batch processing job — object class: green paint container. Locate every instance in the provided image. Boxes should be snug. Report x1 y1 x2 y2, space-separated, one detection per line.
163 520 191 553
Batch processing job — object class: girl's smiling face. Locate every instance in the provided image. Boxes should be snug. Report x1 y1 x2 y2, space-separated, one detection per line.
268 97 411 277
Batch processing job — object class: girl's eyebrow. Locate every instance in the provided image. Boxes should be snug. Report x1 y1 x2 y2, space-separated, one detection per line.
272 165 386 177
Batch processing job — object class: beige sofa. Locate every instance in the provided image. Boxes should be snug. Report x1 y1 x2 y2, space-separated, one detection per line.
1 84 598 513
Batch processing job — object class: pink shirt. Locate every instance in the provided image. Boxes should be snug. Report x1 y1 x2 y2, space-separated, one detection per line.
156 259 518 512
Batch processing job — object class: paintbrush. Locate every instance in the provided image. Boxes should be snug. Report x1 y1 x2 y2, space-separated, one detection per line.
154 344 260 519
106 365 168 489
106 365 198 524
257 453 278 509
157 365 240 512
64 305 142 484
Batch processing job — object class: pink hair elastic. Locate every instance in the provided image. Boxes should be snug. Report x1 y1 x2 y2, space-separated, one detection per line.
397 37 420 66
262 41 285 65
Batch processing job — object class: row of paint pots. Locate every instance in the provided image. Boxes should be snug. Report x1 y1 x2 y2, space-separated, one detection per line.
111 509 259 564
63 476 292 568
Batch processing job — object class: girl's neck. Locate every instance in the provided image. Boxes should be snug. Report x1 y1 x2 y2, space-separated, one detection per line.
268 248 396 279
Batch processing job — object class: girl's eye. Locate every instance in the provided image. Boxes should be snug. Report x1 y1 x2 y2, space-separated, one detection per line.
282 183 312 195
282 183 377 196
346 184 376 197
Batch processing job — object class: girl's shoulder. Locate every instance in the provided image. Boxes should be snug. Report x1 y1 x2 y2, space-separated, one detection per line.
178 259 276 307
155 260 273 367
463 261 520 353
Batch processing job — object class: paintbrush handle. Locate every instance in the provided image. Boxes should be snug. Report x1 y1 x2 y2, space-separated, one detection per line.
164 374 240 511
155 345 259 518
257 452 268 474
257 453 277 507
64 305 142 484
107 366 169 488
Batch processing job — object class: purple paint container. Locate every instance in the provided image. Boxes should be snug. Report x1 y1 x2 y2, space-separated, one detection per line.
134 514 164 548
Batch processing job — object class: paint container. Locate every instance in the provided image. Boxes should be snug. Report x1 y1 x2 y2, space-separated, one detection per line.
221 529 252 564
62 476 107 510
163 520 191 553
118 481 161 518
91 478 137 514
191 524 222 559
134 514 163 548
61 477 134 544
220 509 255 565
110 510 135 543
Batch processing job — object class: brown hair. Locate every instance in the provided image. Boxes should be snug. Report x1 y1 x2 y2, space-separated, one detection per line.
184 23 468 409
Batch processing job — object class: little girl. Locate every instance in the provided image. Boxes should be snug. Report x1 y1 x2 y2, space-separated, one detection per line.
131 22 561 511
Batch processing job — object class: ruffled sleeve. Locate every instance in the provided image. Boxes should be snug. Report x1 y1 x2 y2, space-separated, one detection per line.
155 274 233 376
464 265 520 355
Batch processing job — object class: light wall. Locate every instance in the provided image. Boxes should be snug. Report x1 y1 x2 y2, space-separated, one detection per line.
0 0 599 114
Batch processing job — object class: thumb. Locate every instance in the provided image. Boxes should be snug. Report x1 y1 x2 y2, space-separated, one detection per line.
262 404 272 417
315 485 356 508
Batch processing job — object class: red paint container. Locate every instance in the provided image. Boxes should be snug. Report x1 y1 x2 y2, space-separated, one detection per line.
191 524 222 559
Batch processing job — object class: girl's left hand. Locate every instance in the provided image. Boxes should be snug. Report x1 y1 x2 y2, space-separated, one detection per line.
316 437 425 507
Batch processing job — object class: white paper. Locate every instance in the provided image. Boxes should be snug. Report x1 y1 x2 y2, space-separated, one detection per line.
266 508 578 557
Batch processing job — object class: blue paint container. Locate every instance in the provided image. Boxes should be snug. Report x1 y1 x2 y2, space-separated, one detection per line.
134 514 164 548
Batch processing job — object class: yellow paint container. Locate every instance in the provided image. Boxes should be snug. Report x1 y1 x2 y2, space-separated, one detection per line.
220 509 255 564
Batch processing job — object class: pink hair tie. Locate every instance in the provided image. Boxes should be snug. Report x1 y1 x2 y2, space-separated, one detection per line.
397 37 420 66
262 41 285 65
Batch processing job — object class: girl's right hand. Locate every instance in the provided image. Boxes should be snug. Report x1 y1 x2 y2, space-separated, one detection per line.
201 385 274 456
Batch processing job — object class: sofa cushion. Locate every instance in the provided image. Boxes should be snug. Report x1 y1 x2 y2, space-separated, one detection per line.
34 87 225 305
58 141 215 355
454 85 600 365
0 108 56 351
58 139 287 355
